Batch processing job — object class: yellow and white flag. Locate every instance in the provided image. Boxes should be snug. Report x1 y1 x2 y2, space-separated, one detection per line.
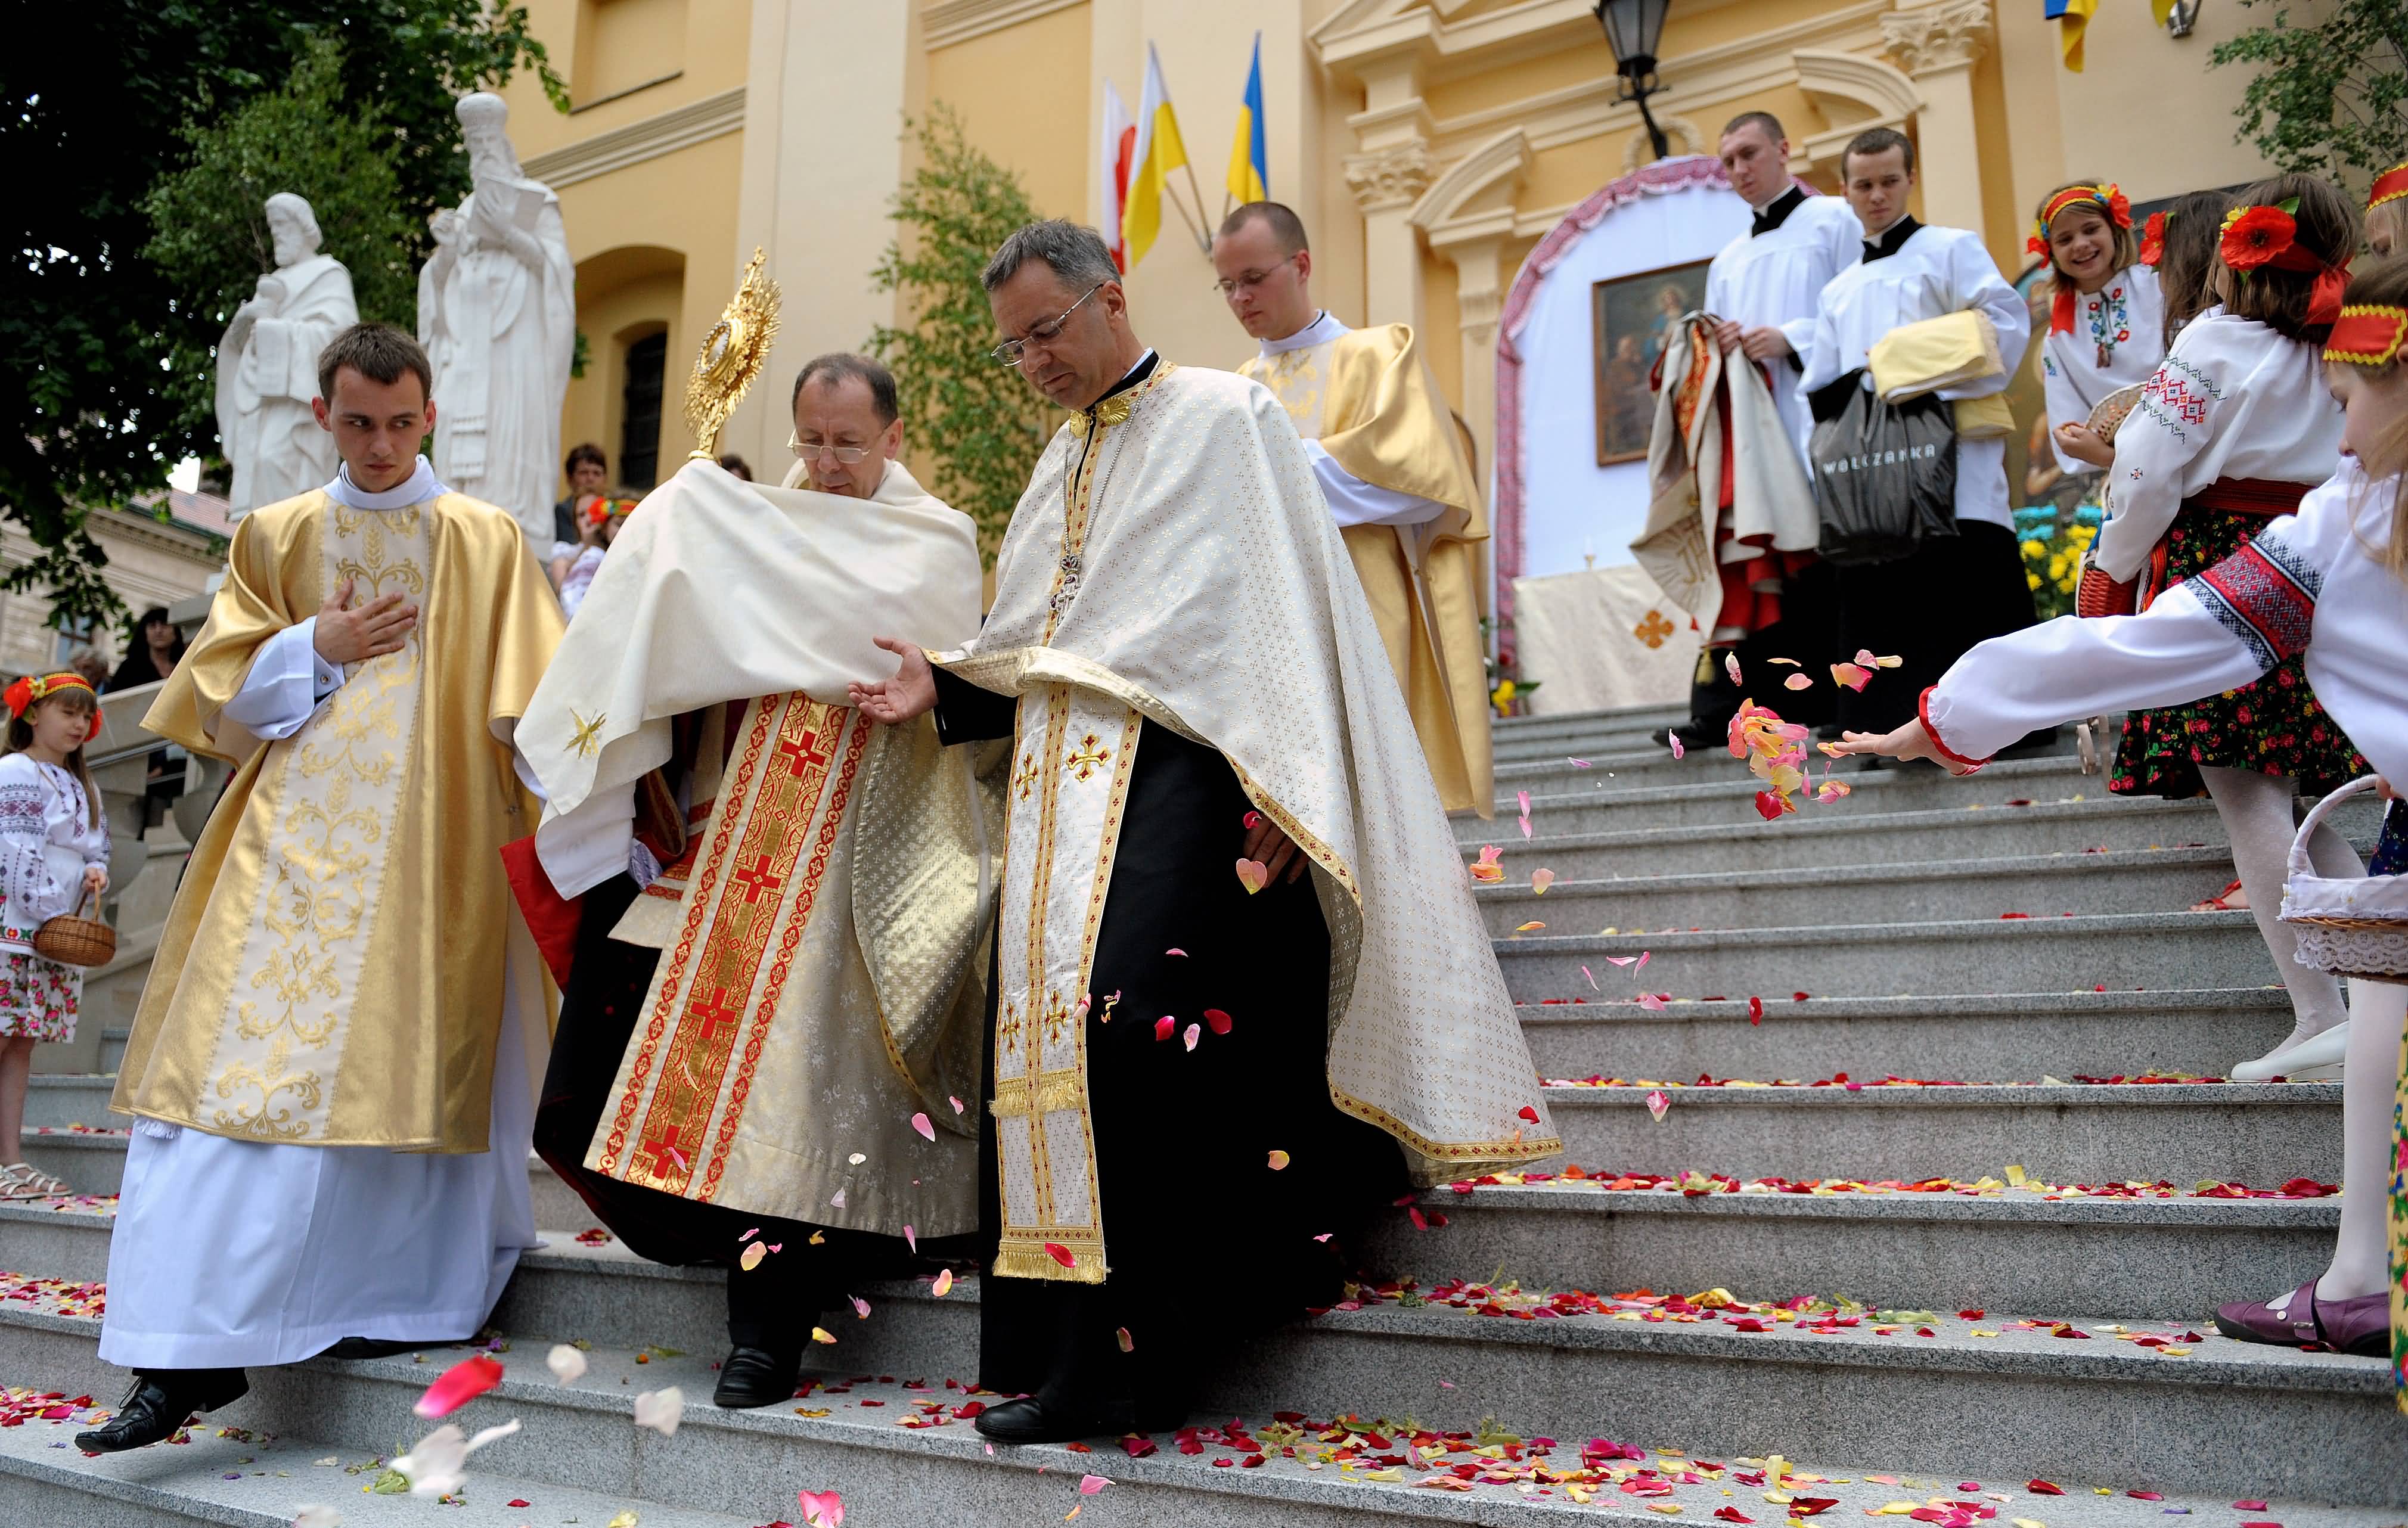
1122 42 1189 269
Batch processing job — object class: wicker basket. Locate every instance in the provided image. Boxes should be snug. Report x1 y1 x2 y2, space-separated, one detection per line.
33 889 114 968
2086 382 2147 445
2280 777 2408 985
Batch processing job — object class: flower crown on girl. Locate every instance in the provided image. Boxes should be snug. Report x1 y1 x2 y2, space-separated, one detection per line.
2218 197 2348 324
2369 162 2408 216
580 495 638 530
2325 306 2408 368
2 673 101 743
2026 183 2132 259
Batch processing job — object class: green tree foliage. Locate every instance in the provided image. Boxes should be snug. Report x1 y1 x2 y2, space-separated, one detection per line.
2213 0 2408 184
142 39 424 459
1 3 566 631
867 107 1058 566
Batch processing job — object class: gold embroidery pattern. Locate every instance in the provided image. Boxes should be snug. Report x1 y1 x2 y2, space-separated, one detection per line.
1064 732 1111 782
204 506 429 1139
568 709 607 757
1012 750 1040 801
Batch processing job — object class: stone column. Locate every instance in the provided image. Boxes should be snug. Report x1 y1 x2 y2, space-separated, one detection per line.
1881 0 1993 240
1436 235 1504 490
1340 56 1435 325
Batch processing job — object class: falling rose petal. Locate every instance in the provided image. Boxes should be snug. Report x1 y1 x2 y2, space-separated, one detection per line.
1204 1008 1233 1035
851 1296 871 1319
1080 1475 1111 1495
797 1489 845 1528
911 1112 936 1142
545 1344 587 1384
1724 652 1742 685
949 1095 965 1114
812 1326 838 1344
1116 1325 1135 1352
1519 814 1532 840
1165 947 1187 957
1267 1150 1292 1170
1515 921 1546 933
1517 790 1532 816
1044 1241 1076 1269
1814 778 1852 803
1518 1105 1540 1123
1581 965 1599 990
1636 951 1649 970
1766 657 1801 666
1638 992 1668 1011
768 1243 783 1252
740 1240 768 1271
737 1226 759 1242
412 1354 504 1419
1234 858 1269 895
830 1188 848 1209
1606 955 1639 967
1782 673 1814 690
1669 731 1686 759
933 1269 955 1297
1531 868 1556 895
1569 757 1591 768
847 1153 866 1165
393 1418 520 1499
1313 1232 1333 1243
1646 1089 1670 1122
904 1225 917 1253
1183 1022 1200 1051
1830 661 1873 692
633 1386 684 1436
1154 1015 1174 1042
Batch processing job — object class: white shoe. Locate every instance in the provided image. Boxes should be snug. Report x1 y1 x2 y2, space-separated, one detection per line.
2230 1021 2347 1082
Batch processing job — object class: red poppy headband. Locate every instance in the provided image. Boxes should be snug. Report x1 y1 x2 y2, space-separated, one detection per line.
2369 162 2408 214
2220 201 2349 325
3 673 101 741
581 496 636 529
2325 306 2408 368
2027 183 2132 257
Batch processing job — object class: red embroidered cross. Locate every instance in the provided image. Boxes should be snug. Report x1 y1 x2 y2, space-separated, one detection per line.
730 855 784 904
641 1124 687 1167
776 727 833 778
685 986 743 1042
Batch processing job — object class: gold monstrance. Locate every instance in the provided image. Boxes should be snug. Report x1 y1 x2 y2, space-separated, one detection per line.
685 247 782 460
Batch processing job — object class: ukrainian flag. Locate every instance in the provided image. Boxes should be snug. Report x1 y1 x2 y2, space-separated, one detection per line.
1227 32 1268 204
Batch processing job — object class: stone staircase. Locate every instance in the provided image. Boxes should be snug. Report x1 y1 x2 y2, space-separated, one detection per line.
4 704 2398 1526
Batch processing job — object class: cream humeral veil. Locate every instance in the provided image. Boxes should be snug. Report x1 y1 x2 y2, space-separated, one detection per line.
937 364 1559 1226
516 459 996 1232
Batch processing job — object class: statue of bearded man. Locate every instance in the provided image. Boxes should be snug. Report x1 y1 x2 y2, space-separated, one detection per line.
214 192 359 517
420 91 577 549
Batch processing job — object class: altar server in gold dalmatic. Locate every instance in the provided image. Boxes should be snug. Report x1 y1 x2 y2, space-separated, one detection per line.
79 324 563 1454
1217 202 1494 816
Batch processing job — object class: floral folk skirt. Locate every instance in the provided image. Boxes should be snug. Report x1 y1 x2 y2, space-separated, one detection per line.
2110 507 2367 801
0 949 81 1043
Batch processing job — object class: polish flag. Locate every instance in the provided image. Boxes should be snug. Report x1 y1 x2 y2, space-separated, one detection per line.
1100 79 1137 274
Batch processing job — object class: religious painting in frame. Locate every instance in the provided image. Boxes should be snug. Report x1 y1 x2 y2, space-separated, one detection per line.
1592 257 1711 465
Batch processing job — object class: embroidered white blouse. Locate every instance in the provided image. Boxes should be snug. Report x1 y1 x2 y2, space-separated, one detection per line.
1705 190 1863 462
2040 262 2166 475
2092 308 2344 582
1923 462 2404 787
0 754 111 954
1801 223 2031 530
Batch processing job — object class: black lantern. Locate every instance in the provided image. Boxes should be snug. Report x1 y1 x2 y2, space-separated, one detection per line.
1594 0 1674 162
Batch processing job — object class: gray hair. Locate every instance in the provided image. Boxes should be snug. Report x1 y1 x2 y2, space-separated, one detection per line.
981 219 1119 293
791 352 899 426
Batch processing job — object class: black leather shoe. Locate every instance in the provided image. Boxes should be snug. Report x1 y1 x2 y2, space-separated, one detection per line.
75 1369 248 1452
712 1346 800 1409
319 1336 451 1361
973 1394 1187 1444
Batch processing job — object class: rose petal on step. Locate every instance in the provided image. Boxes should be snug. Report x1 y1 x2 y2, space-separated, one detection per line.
1606 955 1639 967
740 1240 768 1272
1234 858 1269 894
412 1354 503 1420
1748 996 1765 1023
1646 1089 1670 1122
812 1326 837 1344
1515 921 1546 933
910 1111 936 1142
1183 1022 1200 1051
1638 992 1668 1011
1531 868 1556 895
797 1488 846 1527
933 1269 955 1297
293 1505 344 1527
632 1386 684 1436
2027 1482 2065 1496
848 1152 865 1164
1044 1241 1076 1269
1080 1474 1110 1494
1582 964 1599 990
1267 1150 1291 1170
830 1188 847 1209
1205 1008 1233 1035
544 1344 587 1385
1570 757 1592 768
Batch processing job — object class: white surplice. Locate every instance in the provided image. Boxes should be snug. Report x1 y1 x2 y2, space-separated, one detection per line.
1260 313 1447 529
98 456 541 1371
2091 308 2344 582
1704 187 1863 461
1802 221 2030 530
1923 461 2404 785
2038 262 2165 474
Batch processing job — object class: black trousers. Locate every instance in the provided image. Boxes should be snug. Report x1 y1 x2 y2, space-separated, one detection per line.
1685 557 1842 732
1832 520 2037 736
532 873 945 1356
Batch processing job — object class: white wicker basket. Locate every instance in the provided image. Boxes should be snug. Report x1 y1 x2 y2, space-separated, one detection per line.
2280 777 2408 985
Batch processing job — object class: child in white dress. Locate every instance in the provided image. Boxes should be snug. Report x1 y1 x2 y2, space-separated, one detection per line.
0 673 112 1199
2031 181 2166 477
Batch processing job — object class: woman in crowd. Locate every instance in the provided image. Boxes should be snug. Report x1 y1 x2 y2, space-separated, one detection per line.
2083 173 2367 1078
107 607 191 824
1835 254 2408 1362
2033 182 2164 482
550 492 631 618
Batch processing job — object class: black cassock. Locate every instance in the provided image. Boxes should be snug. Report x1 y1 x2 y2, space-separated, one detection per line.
932 669 1406 1420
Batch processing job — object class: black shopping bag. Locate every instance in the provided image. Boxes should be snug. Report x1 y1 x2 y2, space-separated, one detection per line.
1806 374 1957 565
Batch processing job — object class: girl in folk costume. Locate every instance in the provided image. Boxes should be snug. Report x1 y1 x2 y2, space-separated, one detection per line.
2034 182 2166 477
549 491 632 617
0 675 111 1200
1836 259 2408 1372
2081 172 2367 1078
2147 188 2241 349
2369 161 2407 258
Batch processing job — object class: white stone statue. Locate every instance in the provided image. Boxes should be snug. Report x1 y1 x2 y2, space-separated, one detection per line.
420 91 576 548
214 192 358 517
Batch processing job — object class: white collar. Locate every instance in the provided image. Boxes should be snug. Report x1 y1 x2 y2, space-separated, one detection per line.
327 456 444 510
1261 310 1347 356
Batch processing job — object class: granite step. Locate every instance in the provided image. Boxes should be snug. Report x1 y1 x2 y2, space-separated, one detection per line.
98 1024 129 1076
22 1074 123 1132
1516 987 2297 1083
1474 844 2251 937
1 1280 2394 1507
1494 910 2282 1001
1473 754 2100 838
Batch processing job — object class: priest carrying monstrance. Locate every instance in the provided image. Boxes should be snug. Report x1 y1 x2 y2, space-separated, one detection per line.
849 220 1557 1444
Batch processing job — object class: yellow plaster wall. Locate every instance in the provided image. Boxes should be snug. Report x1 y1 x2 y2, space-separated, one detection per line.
921 3 1094 222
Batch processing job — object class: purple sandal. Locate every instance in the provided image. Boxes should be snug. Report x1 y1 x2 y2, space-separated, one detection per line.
2215 1279 2389 1356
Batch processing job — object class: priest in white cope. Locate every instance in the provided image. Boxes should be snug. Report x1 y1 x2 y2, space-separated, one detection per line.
420 91 576 550
1214 202 1493 816
214 192 358 517
513 353 992 1412
1668 111 1861 747
79 324 562 1453
1802 127 2035 736
851 220 1556 1445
